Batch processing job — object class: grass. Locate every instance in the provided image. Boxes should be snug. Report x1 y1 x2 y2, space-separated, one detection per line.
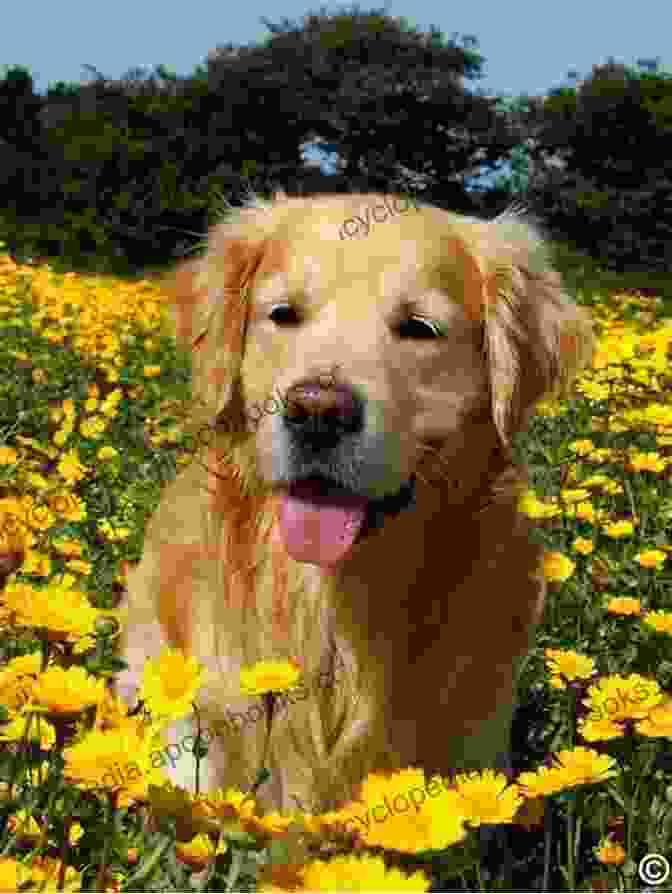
0 242 671 891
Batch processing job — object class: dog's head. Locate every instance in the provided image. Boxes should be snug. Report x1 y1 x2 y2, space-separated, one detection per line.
170 192 594 572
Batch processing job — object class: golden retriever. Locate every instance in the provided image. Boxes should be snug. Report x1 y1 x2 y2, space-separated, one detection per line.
117 192 594 815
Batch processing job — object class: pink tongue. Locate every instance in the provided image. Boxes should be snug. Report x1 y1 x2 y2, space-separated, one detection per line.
278 479 367 567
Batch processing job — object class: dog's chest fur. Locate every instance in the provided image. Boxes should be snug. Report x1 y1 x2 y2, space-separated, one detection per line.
121 456 544 814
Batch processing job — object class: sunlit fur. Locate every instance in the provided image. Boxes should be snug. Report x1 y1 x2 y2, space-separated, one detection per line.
118 192 594 814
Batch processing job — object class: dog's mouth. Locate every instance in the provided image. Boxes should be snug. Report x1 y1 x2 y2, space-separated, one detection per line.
277 474 416 571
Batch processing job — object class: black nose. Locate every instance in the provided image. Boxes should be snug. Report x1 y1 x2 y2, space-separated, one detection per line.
283 379 364 449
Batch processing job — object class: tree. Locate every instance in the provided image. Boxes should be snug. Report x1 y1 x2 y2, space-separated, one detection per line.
206 5 520 208
523 61 672 270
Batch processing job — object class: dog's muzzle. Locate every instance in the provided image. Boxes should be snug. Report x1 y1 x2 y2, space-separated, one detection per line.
360 474 417 536
275 378 417 569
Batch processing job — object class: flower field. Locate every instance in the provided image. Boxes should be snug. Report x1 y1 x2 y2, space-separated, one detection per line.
1 244 672 891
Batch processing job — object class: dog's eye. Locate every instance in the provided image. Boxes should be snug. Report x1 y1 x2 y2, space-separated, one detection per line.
395 316 445 339
269 304 301 326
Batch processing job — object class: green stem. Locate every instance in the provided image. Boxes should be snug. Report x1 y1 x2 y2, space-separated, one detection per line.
57 817 72 891
192 701 203 796
566 793 576 892
567 685 577 748
94 791 117 892
39 633 51 671
475 854 485 892
542 801 552 892
241 692 277 805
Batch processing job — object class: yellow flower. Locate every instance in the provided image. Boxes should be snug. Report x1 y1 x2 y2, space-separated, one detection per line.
62 398 76 418
606 596 641 616
0 858 22 891
48 491 86 522
568 439 594 456
595 837 626 865
452 769 522 826
635 549 667 570
628 451 668 473
7 808 42 843
551 747 619 789
635 699 672 737
544 648 595 683
69 821 84 845
20 549 52 577
643 610 672 634
19 856 81 891
93 689 136 733
602 520 635 538
336 767 468 853
572 537 594 555
517 491 561 519
25 503 56 531
0 712 56 750
193 786 259 828
139 648 208 722
105 387 123 404
574 500 597 522
25 471 50 491
98 445 120 461
52 538 84 557
66 559 92 576
97 519 131 542
29 665 107 715
0 651 42 692
589 447 616 463
515 765 569 798
577 714 626 742
576 380 610 401
560 488 591 504
535 398 569 417
143 365 162 377
239 659 303 697
244 809 296 840
53 427 72 447
79 416 107 439
299 854 431 891
583 674 663 724
542 552 576 583
63 720 169 805
100 399 120 419
146 782 239 842
175 833 219 870
0 446 18 465
56 449 88 484
1 578 106 641
0 680 35 712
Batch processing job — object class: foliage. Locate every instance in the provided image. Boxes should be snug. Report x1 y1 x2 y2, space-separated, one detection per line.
520 61 672 273
0 8 525 272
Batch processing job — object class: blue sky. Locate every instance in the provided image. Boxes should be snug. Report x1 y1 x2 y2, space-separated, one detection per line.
3 0 670 183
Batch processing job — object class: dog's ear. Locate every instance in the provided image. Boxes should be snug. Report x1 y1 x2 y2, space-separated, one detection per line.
165 257 209 349
167 235 267 428
461 209 595 447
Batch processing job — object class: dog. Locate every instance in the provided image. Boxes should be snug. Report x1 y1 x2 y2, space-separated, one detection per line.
117 192 594 816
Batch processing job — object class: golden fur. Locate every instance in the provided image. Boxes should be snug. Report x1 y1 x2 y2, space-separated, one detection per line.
118 192 594 814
